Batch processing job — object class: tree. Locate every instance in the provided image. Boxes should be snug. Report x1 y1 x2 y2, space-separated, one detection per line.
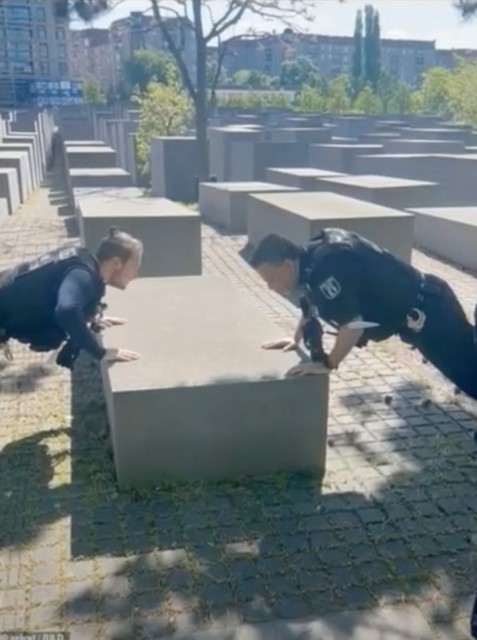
133 81 193 174
351 10 364 95
82 76 106 104
280 57 322 89
124 49 179 94
52 0 111 21
363 4 381 89
323 75 350 113
294 84 327 112
233 69 272 89
414 66 454 115
148 0 317 179
454 0 477 19
352 84 382 113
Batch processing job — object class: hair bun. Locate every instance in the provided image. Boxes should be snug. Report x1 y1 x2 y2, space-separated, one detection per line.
108 226 119 238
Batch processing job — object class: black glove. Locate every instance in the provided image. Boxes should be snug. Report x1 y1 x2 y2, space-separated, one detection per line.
299 295 326 364
471 594 477 638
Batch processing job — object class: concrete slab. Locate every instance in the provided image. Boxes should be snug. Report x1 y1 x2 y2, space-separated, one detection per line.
266 167 345 190
0 151 31 202
2 134 42 186
69 168 133 188
310 143 383 173
199 181 298 233
318 174 440 210
247 191 414 262
75 187 201 277
0 167 20 215
384 138 466 154
101 275 328 488
408 206 477 270
65 140 107 146
0 197 8 221
66 145 117 169
169 605 434 640
0 142 38 188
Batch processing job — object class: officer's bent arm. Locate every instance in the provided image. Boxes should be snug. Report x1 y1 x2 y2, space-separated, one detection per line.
312 250 364 369
54 268 107 360
327 323 363 369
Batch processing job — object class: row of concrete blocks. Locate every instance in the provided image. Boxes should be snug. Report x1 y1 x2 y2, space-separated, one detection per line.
200 167 477 273
0 110 55 220
71 184 328 490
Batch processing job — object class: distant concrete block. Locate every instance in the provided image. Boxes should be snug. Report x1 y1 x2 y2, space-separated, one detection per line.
70 168 133 188
310 143 383 173
150 137 199 203
199 181 298 233
0 198 8 221
75 187 201 277
101 275 329 488
266 167 344 190
0 167 21 215
65 140 107 146
408 206 477 270
2 135 42 185
384 138 466 155
66 145 117 169
247 191 414 262
317 174 440 210
0 151 32 202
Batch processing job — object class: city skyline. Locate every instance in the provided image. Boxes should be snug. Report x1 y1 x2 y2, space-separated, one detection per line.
78 0 477 50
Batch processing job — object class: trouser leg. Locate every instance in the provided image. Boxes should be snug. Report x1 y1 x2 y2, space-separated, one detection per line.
405 281 477 400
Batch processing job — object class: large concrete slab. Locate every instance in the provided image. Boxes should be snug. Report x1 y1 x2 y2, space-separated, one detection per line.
65 139 107 146
199 181 298 233
248 191 414 262
150 136 200 203
0 167 20 215
66 145 117 169
2 134 42 186
0 151 31 202
383 138 466 154
310 143 383 173
75 187 201 277
101 275 328 488
408 206 477 270
69 168 133 188
266 167 345 190
170 605 434 640
317 174 440 210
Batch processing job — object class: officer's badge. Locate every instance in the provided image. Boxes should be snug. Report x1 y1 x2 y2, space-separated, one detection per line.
319 276 341 300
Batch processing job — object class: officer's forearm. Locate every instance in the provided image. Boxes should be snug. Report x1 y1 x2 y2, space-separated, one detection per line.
55 305 106 360
327 326 363 369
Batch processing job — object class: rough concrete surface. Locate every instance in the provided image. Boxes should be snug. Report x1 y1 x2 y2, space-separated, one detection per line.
0 159 476 640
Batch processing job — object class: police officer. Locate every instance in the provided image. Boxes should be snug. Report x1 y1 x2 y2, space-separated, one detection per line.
250 229 477 399
0 226 142 370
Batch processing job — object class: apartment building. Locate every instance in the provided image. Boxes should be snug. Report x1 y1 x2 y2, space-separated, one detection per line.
0 0 74 107
69 28 116 94
221 31 475 88
110 12 197 88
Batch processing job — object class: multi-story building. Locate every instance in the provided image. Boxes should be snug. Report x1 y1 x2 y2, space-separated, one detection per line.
0 0 73 107
436 48 477 69
221 30 477 89
110 12 197 88
69 28 116 94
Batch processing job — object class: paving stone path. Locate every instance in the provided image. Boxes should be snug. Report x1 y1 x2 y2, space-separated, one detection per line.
0 163 476 640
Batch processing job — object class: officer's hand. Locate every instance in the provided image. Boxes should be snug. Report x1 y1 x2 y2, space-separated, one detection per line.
262 338 298 352
104 348 140 363
285 362 330 377
97 316 127 329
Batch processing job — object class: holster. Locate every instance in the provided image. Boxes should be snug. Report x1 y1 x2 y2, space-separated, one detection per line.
299 295 327 363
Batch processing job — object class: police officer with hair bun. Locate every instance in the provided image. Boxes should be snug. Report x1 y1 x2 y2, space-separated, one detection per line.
251 228 477 400
0 226 142 369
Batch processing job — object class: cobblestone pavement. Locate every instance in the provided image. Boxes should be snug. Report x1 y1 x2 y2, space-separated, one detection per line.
0 167 476 640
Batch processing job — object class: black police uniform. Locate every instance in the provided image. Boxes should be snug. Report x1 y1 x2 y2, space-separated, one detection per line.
0 245 106 368
299 228 477 400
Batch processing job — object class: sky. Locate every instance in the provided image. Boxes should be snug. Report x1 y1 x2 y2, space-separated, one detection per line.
75 0 477 49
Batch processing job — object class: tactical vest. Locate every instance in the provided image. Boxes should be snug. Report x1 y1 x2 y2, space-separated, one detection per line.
0 245 104 350
299 228 421 343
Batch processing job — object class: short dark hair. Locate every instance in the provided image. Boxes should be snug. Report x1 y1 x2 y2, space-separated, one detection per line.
96 226 143 264
250 233 300 268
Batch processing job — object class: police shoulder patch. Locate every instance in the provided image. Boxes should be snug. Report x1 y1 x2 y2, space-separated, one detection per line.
319 276 341 300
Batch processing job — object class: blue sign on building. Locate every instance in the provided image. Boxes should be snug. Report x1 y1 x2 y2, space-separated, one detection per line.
30 79 83 106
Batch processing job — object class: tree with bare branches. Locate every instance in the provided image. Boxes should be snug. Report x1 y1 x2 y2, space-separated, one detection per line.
454 0 477 18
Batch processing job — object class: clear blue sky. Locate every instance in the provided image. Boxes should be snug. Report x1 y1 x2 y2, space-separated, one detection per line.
77 0 477 49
